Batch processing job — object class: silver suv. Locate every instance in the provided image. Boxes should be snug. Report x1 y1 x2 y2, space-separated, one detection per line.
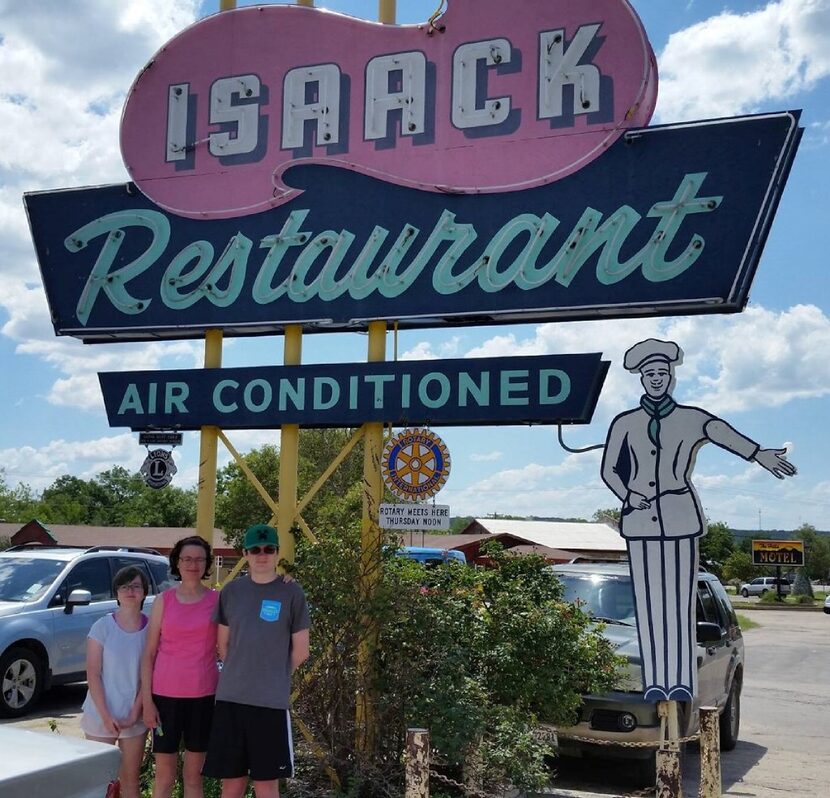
0 544 173 717
548 564 744 785
739 576 791 597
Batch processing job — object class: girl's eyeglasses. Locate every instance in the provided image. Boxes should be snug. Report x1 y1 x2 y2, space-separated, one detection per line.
246 545 277 555
117 582 145 593
179 556 207 565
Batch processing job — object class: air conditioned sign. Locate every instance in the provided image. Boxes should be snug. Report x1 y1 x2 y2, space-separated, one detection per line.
98 353 609 430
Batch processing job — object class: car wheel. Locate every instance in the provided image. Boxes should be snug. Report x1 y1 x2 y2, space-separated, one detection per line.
741 588 749 598
0 647 45 718
760 589 767 596
719 678 741 751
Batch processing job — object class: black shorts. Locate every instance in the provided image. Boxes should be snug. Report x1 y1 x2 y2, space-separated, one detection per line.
202 701 294 781
152 694 215 754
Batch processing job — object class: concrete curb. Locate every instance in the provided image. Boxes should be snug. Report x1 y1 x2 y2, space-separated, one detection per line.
731 602 825 612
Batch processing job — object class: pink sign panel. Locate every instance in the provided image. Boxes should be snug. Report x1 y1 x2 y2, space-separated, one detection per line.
120 0 657 219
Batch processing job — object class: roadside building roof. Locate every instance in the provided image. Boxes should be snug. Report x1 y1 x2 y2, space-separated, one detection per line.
3 519 233 554
463 518 627 554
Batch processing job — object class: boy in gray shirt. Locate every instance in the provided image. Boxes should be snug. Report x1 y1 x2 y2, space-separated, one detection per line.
202 524 310 798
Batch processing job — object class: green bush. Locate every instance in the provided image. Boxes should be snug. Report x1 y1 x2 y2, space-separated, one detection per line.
292 534 622 796
794 593 815 605
759 590 785 604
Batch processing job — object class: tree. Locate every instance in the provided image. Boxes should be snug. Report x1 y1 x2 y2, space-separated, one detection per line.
132 484 197 528
722 550 755 584
0 469 40 523
37 470 197 528
450 515 474 534
295 534 621 794
40 474 105 524
216 444 281 547
699 521 735 577
215 430 365 549
592 507 621 524
791 568 814 597
794 523 830 583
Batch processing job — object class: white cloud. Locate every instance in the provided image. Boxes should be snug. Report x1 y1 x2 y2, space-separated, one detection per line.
470 451 503 462
686 304 830 412
400 335 463 360
805 119 830 147
0 0 202 409
409 305 830 420
13 338 204 412
0 433 140 490
657 0 830 122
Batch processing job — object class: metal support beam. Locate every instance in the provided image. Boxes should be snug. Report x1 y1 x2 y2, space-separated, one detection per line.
278 325 302 566
196 329 222 543
356 321 386 754
379 0 396 25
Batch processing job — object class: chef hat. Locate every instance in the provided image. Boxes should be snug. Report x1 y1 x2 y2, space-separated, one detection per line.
623 339 682 372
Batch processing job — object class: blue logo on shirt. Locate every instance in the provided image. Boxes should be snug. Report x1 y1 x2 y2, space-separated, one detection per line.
260 600 281 622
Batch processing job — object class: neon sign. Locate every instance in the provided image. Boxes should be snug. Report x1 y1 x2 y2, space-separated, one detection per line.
120 0 657 219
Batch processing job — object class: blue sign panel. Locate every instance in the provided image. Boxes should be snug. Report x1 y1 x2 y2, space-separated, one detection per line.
26 112 800 343
98 354 609 429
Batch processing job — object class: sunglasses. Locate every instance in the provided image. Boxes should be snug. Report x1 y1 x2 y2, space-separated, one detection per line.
246 545 277 555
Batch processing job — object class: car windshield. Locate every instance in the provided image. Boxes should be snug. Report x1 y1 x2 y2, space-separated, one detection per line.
0 557 66 602
557 572 636 626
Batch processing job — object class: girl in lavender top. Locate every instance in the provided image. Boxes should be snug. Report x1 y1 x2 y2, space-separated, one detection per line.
81 566 150 798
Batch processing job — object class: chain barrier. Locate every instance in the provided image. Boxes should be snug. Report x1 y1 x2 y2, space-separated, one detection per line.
428 769 500 798
422 728 700 797
556 731 700 749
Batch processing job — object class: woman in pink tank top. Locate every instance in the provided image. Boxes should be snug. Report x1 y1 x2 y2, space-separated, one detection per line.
141 536 219 798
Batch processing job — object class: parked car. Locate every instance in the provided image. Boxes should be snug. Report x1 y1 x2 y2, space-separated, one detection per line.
548 563 744 785
739 576 791 597
0 543 174 717
0 726 120 796
824 594 830 615
397 546 466 566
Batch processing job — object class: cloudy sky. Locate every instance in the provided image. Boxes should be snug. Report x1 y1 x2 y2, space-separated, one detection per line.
1 0 829 532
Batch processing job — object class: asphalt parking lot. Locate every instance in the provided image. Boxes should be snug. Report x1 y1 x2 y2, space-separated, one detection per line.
539 608 830 797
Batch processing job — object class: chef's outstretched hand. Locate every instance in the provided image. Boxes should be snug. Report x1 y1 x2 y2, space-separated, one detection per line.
754 448 797 480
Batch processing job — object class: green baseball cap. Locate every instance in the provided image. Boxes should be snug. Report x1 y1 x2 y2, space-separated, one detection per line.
243 523 279 550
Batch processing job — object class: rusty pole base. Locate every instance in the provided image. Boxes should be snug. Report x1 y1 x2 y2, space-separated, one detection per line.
656 747 683 798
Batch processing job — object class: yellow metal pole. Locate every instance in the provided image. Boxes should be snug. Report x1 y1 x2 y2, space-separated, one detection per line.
379 0 396 25
356 321 387 754
196 0 234 549
277 325 303 566
356 0 397 760
196 329 222 542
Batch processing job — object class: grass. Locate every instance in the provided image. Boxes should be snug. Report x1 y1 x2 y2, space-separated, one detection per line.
736 613 760 631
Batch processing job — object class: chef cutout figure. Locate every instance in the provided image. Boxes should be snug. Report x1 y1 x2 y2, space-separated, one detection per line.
601 339 796 701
